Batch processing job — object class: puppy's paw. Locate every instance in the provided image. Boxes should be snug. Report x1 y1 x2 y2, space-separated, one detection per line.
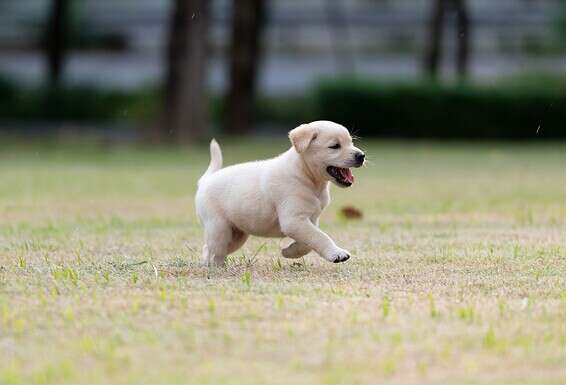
326 248 351 263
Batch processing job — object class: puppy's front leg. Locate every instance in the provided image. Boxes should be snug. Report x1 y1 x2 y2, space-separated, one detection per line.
279 216 350 263
281 217 318 259
282 241 311 259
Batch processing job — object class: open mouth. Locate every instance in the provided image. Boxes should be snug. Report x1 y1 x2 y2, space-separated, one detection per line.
326 166 354 187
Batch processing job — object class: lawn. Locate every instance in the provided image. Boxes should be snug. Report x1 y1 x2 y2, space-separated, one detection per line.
0 138 565 385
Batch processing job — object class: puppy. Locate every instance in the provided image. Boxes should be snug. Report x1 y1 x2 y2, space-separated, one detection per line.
195 120 365 266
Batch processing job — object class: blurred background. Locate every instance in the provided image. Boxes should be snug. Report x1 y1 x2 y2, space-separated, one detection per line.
1 0 566 142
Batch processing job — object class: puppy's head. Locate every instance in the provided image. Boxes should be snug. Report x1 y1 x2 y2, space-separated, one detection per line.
289 121 365 188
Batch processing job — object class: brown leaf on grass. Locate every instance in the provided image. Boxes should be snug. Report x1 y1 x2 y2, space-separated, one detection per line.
340 206 363 220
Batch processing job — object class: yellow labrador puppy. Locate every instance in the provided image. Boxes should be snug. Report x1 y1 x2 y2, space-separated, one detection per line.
195 120 365 266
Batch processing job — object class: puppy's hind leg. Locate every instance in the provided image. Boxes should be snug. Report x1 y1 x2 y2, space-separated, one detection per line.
202 244 212 265
227 228 249 255
282 241 311 259
202 220 233 267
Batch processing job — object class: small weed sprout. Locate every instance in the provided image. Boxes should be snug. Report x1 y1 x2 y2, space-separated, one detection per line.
158 286 167 302
382 357 397 376
17 255 26 269
498 300 507 318
382 296 391 319
483 326 497 350
428 292 439 319
208 299 218 329
242 270 252 289
52 267 79 286
458 306 475 323
208 298 216 314
275 295 284 309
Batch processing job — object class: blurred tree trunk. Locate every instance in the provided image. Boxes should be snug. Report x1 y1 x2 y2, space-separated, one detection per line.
423 0 446 80
324 0 355 74
160 0 210 144
453 0 471 79
45 0 69 85
225 0 266 135
424 0 471 80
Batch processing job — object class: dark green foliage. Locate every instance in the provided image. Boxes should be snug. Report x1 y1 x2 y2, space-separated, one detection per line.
1 74 566 139
554 4 566 41
0 76 154 124
255 93 316 126
313 78 566 139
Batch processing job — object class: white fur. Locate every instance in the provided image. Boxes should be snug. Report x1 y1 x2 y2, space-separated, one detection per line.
195 120 365 266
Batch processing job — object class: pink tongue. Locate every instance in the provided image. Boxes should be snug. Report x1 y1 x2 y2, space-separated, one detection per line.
340 168 354 183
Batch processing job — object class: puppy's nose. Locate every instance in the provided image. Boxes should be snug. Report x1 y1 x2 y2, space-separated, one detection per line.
355 152 365 165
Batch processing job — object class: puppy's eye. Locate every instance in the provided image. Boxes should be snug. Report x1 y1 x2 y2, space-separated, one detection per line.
328 143 341 149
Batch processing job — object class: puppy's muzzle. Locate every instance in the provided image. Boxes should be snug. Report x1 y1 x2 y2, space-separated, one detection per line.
354 152 365 168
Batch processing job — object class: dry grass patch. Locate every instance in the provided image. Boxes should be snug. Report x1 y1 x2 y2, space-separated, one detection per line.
0 139 565 385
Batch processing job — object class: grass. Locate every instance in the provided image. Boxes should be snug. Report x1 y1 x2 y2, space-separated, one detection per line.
0 137 565 385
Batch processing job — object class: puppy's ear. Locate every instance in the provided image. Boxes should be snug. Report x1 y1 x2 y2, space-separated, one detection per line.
289 124 318 153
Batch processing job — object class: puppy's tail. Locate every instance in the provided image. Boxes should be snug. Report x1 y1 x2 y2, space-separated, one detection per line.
198 139 223 186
